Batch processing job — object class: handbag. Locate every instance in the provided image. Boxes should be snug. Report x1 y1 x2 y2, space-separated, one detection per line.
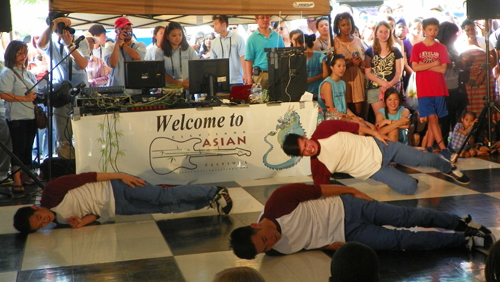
403 72 418 111
34 105 48 129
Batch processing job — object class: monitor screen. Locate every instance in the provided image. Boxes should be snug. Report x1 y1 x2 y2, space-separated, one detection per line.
124 60 165 94
188 58 230 101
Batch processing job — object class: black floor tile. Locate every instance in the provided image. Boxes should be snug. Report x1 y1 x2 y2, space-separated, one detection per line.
0 184 39 207
385 194 500 228
0 233 27 272
156 214 237 256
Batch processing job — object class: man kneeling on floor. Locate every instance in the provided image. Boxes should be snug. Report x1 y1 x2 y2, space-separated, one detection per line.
230 183 494 259
13 172 232 233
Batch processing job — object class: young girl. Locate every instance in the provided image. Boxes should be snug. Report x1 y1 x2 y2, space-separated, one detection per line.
364 21 403 119
303 34 328 98
318 54 376 131
155 22 198 89
448 111 489 158
333 12 366 117
376 88 411 144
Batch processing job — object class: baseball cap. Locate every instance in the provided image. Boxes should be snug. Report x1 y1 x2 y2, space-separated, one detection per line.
430 5 444 12
88 24 106 36
114 17 132 29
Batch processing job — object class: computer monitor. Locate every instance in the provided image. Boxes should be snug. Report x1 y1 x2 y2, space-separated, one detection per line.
188 58 230 104
124 60 165 95
265 47 307 102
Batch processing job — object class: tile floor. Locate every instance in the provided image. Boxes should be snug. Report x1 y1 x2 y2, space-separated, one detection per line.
1 155 500 281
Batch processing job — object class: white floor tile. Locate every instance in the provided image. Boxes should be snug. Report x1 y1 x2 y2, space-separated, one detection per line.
22 229 74 270
339 173 479 202
0 205 30 235
405 157 500 173
0 271 17 282
235 175 313 187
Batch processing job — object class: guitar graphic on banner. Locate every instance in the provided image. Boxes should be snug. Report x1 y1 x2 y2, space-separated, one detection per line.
149 137 252 174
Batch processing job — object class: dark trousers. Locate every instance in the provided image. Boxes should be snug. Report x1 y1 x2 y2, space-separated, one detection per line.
7 119 37 171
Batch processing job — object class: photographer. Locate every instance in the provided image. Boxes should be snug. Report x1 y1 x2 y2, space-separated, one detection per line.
0 41 38 193
37 13 90 159
103 17 146 93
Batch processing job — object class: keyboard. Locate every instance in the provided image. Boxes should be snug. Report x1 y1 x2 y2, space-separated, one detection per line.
81 86 125 96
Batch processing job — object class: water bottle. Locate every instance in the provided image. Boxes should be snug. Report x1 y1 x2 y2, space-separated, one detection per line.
317 108 324 126
332 108 340 120
325 108 333 120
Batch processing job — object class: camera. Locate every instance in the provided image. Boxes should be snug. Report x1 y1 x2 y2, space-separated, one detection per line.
56 22 76 35
124 31 133 37
33 93 46 105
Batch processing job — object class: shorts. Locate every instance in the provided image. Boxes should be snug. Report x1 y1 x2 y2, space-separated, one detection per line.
418 96 448 118
366 88 381 104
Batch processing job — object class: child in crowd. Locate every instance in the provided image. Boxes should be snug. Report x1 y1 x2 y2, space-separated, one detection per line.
375 88 411 144
407 110 429 150
410 17 455 161
303 34 328 99
448 111 489 158
318 54 376 131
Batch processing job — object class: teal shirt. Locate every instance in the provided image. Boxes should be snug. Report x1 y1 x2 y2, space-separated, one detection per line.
318 77 347 114
307 51 326 95
379 106 408 144
245 29 284 71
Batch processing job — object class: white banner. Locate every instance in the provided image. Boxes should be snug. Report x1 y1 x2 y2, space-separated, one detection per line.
72 102 317 184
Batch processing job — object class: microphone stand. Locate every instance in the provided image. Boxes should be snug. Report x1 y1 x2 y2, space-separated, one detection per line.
26 37 83 181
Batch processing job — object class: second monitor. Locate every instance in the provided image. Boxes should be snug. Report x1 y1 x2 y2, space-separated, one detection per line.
188 58 230 103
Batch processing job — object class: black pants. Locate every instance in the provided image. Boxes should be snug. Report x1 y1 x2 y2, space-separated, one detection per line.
7 119 37 170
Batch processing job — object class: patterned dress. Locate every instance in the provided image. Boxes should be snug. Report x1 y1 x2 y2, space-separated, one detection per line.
333 37 366 104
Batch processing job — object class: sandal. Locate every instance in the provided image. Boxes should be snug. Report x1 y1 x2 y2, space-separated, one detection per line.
12 185 24 194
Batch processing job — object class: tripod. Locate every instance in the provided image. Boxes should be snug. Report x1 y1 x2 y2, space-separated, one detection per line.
0 140 45 190
453 19 500 161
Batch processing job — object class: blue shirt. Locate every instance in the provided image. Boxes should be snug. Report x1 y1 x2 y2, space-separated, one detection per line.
155 47 198 85
103 41 147 89
307 51 326 95
245 29 284 71
41 36 90 86
0 67 37 120
318 77 346 113
211 32 246 84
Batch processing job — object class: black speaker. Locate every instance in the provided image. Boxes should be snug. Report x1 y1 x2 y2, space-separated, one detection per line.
0 0 12 32
266 47 307 102
467 0 500 20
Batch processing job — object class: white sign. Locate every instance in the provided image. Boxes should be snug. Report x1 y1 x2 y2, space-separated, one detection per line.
72 102 317 184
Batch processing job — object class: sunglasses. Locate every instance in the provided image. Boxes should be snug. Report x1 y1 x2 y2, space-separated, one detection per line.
229 27 237 30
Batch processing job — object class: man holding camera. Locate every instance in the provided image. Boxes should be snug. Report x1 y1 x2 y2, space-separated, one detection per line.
38 14 90 160
245 15 285 89
103 17 146 93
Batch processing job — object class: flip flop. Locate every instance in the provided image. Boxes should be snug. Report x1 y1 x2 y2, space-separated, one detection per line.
12 185 24 194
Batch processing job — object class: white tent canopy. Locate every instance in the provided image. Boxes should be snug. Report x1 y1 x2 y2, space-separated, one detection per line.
49 0 332 29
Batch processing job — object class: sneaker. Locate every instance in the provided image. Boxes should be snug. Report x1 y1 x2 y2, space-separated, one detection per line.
210 186 233 215
444 166 470 185
456 214 492 234
439 149 458 163
465 233 496 251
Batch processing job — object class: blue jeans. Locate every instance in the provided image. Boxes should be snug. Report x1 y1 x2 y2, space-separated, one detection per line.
369 139 453 195
111 180 218 215
341 195 466 250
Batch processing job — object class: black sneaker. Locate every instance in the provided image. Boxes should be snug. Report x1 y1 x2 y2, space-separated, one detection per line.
456 214 492 234
444 167 470 185
465 233 496 251
439 149 458 163
210 186 233 215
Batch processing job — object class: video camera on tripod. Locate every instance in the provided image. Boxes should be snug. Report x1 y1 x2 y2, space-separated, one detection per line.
33 81 73 108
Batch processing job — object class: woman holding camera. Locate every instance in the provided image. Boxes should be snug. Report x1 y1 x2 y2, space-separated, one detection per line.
0 41 38 193
364 21 403 119
333 12 367 118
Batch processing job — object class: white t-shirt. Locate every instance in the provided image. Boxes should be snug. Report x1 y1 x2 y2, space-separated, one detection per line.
51 181 115 224
317 132 382 179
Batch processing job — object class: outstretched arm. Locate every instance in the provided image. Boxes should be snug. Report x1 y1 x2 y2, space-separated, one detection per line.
320 184 373 201
67 215 98 228
95 173 145 188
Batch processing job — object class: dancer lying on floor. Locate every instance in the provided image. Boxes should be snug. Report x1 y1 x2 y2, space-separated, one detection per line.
13 172 232 233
